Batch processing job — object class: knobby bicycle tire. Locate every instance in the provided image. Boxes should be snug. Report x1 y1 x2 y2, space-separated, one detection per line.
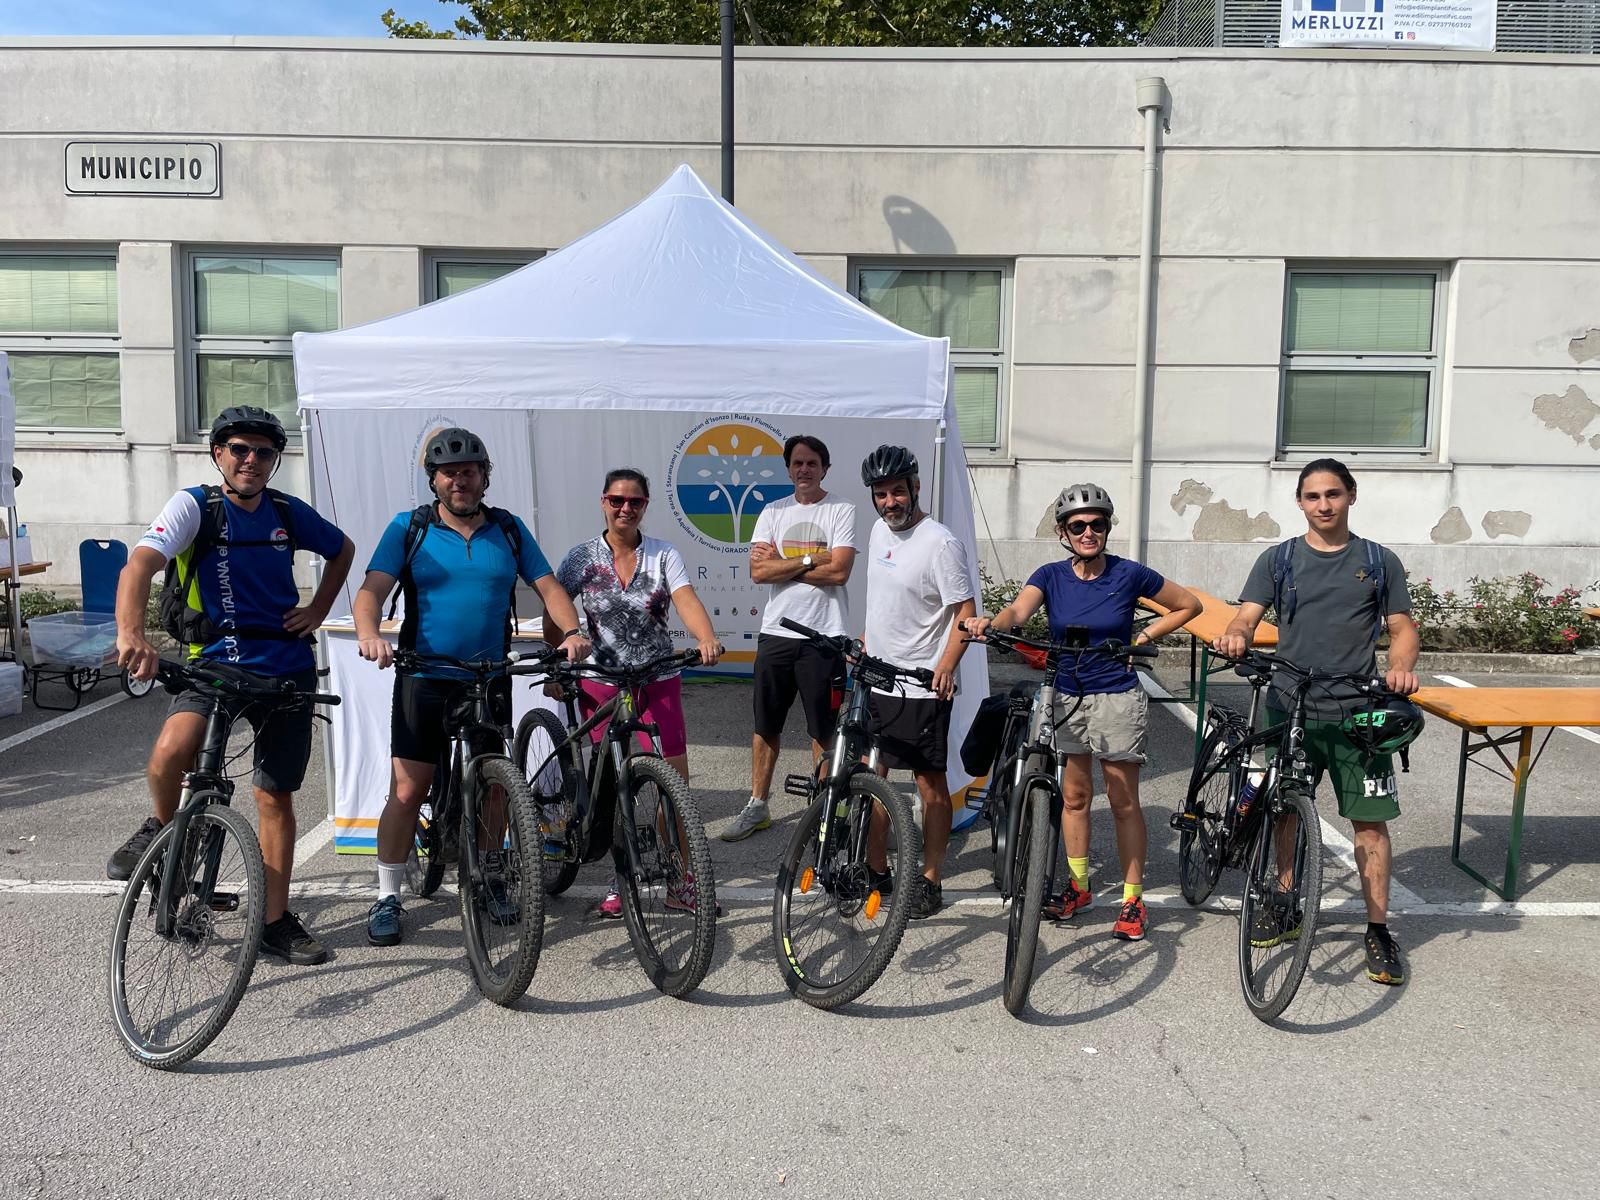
616 756 717 998
988 715 1028 894
107 800 266 1070
1237 788 1323 1023
772 771 919 1011
1002 781 1053 1016
1180 723 1243 906
458 756 546 1006
512 707 584 896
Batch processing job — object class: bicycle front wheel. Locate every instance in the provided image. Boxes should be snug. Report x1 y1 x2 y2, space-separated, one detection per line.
1002 782 1053 1016
1180 723 1242 906
616 756 717 998
1237 789 1323 1023
107 800 266 1070
459 756 545 1006
513 707 583 897
773 771 918 1010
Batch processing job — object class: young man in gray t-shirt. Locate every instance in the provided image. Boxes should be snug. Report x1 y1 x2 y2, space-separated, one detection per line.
1215 459 1420 987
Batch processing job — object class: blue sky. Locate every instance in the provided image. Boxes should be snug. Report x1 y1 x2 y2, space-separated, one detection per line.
0 0 411 37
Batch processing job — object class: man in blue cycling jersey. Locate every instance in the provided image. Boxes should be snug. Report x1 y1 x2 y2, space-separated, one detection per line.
112 405 356 966
352 427 589 947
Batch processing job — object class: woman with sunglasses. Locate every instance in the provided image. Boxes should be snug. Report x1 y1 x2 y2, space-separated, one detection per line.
554 468 722 918
963 483 1200 942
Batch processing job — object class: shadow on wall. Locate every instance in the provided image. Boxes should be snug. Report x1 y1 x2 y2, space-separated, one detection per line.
883 195 956 255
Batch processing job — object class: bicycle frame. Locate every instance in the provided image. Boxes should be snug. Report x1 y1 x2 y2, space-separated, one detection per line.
549 679 664 875
153 703 240 939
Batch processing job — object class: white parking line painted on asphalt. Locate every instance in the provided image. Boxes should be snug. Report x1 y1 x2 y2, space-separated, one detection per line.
1433 673 1600 746
1139 672 1428 907
291 818 334 868
0 692 128 755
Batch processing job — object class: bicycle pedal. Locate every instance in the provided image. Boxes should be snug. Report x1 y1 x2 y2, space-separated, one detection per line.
963 787 990 812
207 892 240 913
783 773 814 799
1169 811 1198 832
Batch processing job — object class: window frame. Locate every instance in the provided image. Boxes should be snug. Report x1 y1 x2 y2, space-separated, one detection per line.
424 251 543 303
0 248 123 435
182 247 342 442
1277 263 1446 462
847 258 1013 459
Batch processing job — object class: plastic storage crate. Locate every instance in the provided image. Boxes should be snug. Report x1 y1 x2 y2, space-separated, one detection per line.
27 611 119 667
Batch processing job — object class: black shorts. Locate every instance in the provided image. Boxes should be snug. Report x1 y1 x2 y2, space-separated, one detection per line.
753 634 845 743
167 665 318 793
866 692 953 774
391 673 511 766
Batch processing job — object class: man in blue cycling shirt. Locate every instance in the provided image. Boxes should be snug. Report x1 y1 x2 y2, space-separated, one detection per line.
352 427 589 947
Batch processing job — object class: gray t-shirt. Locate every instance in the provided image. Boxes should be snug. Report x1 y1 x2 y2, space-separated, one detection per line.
1240 536 1411 719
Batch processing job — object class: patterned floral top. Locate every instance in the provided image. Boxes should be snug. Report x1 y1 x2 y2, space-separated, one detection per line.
556 533 692 672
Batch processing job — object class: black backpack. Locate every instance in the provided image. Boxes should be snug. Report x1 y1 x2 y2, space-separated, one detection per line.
159 484 301 648
387 503 525 653
1269 535 1390 644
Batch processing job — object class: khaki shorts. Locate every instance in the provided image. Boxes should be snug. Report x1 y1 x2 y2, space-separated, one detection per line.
1052 688 1148 764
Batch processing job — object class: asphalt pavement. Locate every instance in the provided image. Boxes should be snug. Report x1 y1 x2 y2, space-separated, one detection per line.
2 654 1597 1199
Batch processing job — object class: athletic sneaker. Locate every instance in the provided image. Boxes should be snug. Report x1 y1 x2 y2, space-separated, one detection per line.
1044 877 1094 922
908 876 943 920
367 895 405 946
867 865 894 897
1365 928 1406 985
1112 896 1148 942
719 799 772 843
106 816 163 881
664 873 722 916
1249 895 1302 948
260 911 329 965
598 890 623 919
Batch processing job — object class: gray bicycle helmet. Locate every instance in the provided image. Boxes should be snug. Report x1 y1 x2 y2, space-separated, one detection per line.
423 427 490 472
1054 482 1115 524
861 444 919 487
210 405 288 451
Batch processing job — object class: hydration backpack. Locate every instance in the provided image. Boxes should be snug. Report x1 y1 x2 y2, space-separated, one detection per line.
158 485 301 648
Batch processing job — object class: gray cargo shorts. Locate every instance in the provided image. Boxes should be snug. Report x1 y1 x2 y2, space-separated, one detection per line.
1052 688 1148 764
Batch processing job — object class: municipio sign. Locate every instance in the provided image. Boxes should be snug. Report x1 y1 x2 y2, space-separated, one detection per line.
65 141 221 197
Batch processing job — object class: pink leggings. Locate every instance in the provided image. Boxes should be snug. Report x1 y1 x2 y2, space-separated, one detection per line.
577 675 688 759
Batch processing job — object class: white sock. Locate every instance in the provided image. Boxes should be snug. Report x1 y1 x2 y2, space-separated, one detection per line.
377 861 407 900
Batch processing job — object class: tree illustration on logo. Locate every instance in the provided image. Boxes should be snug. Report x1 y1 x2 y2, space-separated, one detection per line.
693 430 780 543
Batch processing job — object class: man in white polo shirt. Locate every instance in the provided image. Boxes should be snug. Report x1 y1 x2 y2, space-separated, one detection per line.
723 434 858 842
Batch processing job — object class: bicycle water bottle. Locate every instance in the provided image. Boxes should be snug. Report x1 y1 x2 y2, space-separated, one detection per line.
1236 752 1267 820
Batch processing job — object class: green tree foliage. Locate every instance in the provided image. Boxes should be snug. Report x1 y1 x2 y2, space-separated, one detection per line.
380 1 1159 48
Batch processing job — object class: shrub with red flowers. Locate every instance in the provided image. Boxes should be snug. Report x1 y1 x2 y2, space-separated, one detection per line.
1406 573 1599 654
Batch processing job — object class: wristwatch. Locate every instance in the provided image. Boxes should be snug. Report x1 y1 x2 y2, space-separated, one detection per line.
801 554 815 572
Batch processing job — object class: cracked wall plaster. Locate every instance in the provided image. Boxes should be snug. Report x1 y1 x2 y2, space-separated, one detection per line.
1430 506 1471 544
1482 510 1532 539
1570 328 1600 365
1192 500 1281 543
1531 384 1600 445
1169 479 1213 514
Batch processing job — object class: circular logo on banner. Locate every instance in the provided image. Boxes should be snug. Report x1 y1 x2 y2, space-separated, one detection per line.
408 414 460 506
667 417 793 552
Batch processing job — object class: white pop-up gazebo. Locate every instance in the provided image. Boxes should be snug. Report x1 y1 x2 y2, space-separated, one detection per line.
294 165 990 844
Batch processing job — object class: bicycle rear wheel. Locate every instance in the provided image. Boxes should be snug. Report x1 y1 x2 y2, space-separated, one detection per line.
1002 782 1053 1016
987 714 1027 893
459 756 545 1006
107 800 266 1069
1237 788 1323 1023
616 756 717 998
1179 722 1243 905
773 771 918 1010
513 707 583 897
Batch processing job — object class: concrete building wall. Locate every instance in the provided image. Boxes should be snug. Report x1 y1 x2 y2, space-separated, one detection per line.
2 39 1596 600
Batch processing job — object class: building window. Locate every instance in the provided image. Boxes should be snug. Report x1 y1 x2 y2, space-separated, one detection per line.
187 253 339 436
851 263 1010 453
0 254 120 430
1279 269 1441 456
427 254 541 302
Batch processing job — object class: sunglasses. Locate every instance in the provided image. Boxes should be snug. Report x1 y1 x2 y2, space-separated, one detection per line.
1064 518 1110 536
604 495 648 511
224 443 279 463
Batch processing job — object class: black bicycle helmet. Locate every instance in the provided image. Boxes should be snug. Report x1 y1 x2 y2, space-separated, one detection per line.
1341 697 1426 758
1054 482 1115 523
210 405 288 451
861 444 919 487
423 427 490 472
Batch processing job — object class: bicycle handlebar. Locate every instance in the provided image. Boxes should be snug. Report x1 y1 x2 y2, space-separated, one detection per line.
506 646 703 687
1213 648 1393 698
155 659 341 707
778 617 936 689
967 626 1159 664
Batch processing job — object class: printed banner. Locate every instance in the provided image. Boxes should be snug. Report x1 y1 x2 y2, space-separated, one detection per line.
1280 0 1496 49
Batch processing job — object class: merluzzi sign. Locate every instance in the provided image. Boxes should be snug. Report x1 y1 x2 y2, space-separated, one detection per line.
65 141 221 197
1280 0 1496 49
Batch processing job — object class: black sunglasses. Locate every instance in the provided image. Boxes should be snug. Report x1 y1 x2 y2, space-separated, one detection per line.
1064 518 1110 536
224 442 279 462
604 495 648 510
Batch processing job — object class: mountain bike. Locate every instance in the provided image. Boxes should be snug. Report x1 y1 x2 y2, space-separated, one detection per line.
1171 649 1400 1022
768 617 933 1010
394 650 545 1006
107 659 340 1069
510 647 716 998
964 629 1157 1015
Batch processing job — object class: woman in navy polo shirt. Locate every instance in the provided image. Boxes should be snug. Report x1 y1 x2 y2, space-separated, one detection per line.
965 483 1200 942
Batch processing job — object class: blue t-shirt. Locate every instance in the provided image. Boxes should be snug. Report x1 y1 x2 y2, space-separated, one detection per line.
138 486 347 677
368 507 553 676
1025 555 1165 696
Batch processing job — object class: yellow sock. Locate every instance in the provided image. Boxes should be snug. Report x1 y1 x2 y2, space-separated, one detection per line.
1123 882 1144 902
1068 856 1090 890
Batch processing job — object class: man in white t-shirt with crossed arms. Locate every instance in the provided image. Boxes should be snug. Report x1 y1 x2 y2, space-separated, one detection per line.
723 434 858 842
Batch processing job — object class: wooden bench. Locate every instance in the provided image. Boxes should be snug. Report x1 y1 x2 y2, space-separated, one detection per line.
1411 685 1600 901
1139 589 1278 751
